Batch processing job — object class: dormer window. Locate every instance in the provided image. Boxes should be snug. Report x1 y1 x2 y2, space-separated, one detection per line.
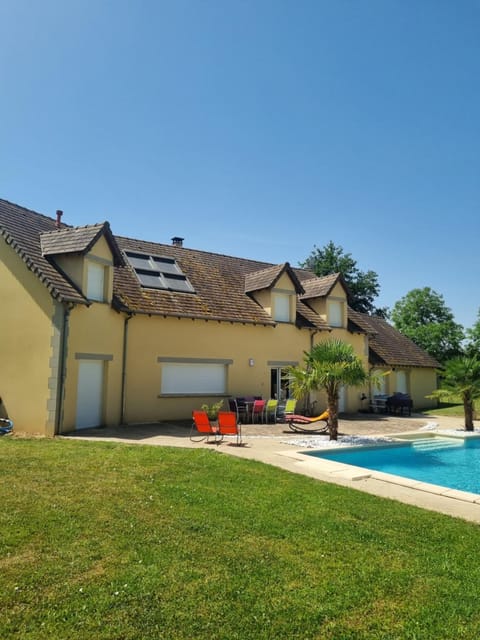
124 250 195 293
328 300 344 327
86 261 106 302
273 292 292 322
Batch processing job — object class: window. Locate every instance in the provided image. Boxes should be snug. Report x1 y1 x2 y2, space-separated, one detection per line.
328 300 343 327
273 293 291 322
86 261 106 301
124 250 195 293
158 359 232 395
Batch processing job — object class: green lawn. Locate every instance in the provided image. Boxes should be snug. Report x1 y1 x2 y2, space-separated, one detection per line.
421 403 466 417
2 438 480 639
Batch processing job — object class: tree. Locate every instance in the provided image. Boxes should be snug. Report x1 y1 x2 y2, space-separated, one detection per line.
428 356 480 430
286 339 369 440
465 308 480 357
391 287 464 364
299 241 388 317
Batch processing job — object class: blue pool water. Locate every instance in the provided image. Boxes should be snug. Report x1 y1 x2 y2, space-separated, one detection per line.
305 436 480 494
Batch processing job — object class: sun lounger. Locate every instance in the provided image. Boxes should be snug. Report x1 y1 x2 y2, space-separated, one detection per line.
285 410 329 433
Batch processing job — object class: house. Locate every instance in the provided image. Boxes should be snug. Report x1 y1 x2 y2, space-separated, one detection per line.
0 198 439 436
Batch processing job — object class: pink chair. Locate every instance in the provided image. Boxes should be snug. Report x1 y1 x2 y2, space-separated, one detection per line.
251 399 266 423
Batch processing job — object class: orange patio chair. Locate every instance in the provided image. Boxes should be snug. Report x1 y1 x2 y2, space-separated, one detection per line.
190 410 221 444
217 411 243 446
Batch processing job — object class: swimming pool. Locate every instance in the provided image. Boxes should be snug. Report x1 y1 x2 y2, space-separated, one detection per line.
304 435 480 495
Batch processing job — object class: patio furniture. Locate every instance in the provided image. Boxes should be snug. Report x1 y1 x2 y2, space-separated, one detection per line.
190 410 221 444
285 409 330 434
370 394 389 413
251 399 266 423
235 397 249 422
277 398 297 422
217 411 243 446
264 399 278 423
386 393 413 416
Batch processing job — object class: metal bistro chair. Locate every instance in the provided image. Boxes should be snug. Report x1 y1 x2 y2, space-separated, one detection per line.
264 399 278 423
251 399 266 423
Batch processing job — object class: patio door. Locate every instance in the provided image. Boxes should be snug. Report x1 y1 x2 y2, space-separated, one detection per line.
270 368 291 400
76 360 104 429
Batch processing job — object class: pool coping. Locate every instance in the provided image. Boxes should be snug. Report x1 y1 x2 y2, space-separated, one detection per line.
282 430 480 505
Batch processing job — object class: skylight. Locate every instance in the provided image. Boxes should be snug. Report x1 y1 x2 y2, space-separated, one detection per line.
124 251 195 293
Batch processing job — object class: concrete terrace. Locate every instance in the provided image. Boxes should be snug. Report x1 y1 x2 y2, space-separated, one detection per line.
64 412 480 525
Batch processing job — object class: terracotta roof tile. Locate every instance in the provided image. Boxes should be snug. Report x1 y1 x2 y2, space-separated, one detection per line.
0 199 87 304
245 262 304 294
348 309 440 368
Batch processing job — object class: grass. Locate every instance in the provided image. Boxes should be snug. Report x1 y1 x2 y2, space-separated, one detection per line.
421 402 467 418
2 438 480 639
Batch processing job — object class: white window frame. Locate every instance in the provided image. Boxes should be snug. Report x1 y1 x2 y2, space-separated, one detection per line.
157 357 232 396
328 300 343 327
86 261 106 302
273 293 291 323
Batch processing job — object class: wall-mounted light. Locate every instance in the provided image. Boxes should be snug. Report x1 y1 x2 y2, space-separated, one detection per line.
248 358 255 367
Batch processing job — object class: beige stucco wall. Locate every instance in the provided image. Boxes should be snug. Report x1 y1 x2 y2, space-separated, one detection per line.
369 365 438 410
60 302 124 432
121 313 370 423
409 368 438 409
0 240 57 435
54 236 114 302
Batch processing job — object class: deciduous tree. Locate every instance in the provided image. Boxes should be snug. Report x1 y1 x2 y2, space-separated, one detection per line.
391 288 464 364
299 241 387 317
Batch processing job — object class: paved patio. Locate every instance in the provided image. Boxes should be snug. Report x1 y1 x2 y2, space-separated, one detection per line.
64 412 480 524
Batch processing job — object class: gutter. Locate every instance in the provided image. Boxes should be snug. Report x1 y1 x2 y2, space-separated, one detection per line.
55 303 74 434
120 313 133 425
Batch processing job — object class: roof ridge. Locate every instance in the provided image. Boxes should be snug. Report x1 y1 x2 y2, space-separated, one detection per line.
0 197 69 226
114 233 278 267
40 221 108 235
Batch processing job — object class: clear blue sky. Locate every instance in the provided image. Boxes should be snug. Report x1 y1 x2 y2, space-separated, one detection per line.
1 0 479 329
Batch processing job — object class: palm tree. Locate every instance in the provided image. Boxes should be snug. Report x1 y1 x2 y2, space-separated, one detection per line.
429 356 480 431
287 339 369 440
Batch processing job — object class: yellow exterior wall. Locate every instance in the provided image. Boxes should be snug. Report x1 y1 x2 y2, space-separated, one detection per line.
124 315 312 422
121 312 370 423
409 368 438 409
61 302 124 433
54 236 114 303
0 240 57 435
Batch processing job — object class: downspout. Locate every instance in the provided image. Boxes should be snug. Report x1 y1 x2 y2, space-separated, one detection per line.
120 313 133 425
55 302 73 435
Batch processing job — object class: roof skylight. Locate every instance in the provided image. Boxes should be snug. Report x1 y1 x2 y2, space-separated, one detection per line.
124 251 195 293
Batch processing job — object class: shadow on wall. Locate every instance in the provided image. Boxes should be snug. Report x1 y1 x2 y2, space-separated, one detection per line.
0 396 10 420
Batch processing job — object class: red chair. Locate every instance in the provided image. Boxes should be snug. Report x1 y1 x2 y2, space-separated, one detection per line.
251 399 266 423
217 411 243 446
190 410 221 444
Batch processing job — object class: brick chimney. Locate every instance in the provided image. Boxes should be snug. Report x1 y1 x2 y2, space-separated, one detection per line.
171 236 184 247
55 210 63 228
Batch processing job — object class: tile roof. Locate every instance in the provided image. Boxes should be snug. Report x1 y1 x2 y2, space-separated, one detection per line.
297 272 351 300
0 199 87 304
0 197 441 368
348 309 441 368
244 262 305 294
